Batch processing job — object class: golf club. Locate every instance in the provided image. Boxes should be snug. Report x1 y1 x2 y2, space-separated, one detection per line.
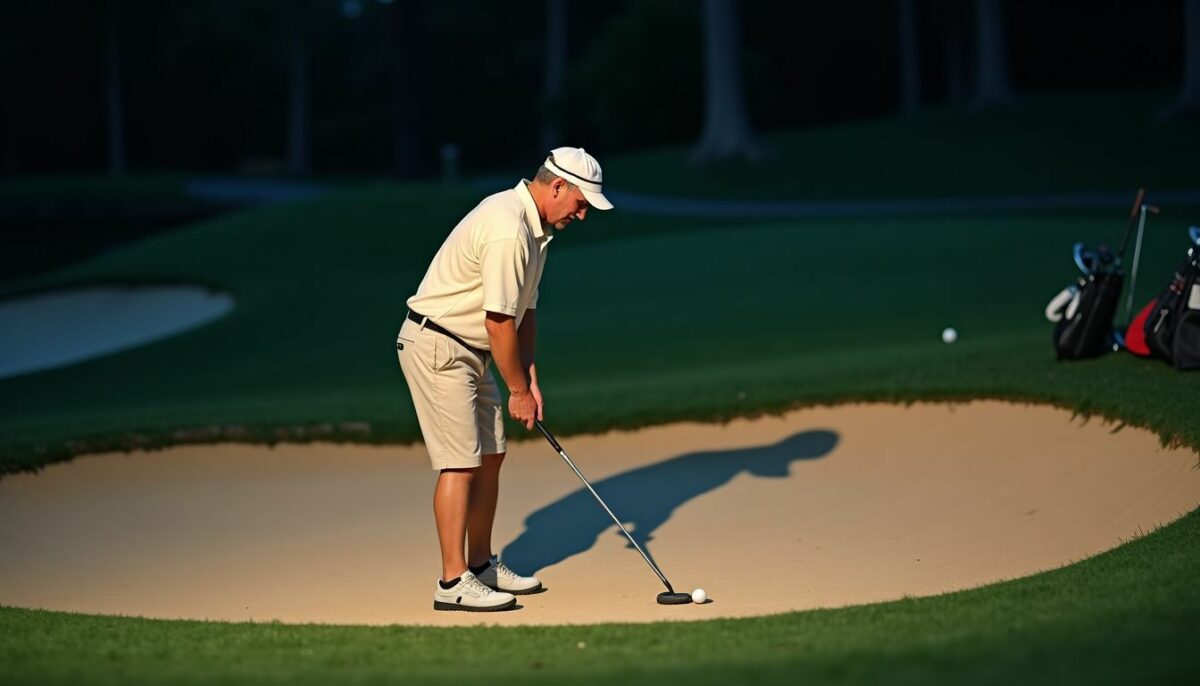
1072 242 1098 274
533 419 692 605
1122 203 1160 324
1116 188 1147 258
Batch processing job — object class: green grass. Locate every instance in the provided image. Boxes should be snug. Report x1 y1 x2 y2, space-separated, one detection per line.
602 91 1200 199
2 91 1199 684
3 509 1198 685
0 173 195 203
1 190 1196 472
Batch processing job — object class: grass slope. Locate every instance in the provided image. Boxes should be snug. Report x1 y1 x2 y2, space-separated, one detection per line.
1 191 1197 472
603 92 1200 199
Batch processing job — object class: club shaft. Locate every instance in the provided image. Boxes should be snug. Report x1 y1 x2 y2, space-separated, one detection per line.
1118 188 1146 257
535 420 674 593
1124 206 1148 322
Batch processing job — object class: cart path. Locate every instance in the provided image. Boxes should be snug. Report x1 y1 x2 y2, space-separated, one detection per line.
184 176 1200 218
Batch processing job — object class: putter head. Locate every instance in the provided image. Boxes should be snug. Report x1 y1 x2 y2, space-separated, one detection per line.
657 592 692 605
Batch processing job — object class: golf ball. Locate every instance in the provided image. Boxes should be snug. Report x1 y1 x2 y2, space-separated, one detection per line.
942 327 958 344
691 588 707 604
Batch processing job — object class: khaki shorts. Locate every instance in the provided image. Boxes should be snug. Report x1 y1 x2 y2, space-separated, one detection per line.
396 318 506 470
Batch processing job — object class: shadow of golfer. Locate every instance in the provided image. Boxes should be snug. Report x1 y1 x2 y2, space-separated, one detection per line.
501 429 838 575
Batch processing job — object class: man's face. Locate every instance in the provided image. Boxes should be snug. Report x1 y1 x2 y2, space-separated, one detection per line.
547 180 589 230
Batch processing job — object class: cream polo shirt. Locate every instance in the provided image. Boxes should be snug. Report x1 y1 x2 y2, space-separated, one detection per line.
405 181 552 351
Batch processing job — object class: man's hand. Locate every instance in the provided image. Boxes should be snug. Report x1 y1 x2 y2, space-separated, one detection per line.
529 378 545 422
485 311 543 430
509 388 539 430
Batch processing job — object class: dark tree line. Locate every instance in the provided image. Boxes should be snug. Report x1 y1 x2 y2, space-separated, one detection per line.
0 0 1192 178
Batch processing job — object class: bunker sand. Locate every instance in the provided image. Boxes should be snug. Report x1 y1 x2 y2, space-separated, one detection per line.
1 401 1197 627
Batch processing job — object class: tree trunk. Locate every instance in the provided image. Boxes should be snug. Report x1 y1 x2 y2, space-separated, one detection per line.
386 0 427 177
540 0 567 152
285 0 310 175
1160 0 1200 120
898 0 920 116
690 0 758 163
943 2 965 105
971 0 1013 110
104 0 127 176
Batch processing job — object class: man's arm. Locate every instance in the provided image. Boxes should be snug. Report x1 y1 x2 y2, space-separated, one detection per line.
518 308 537 379
485 311 538 429
517 309 543 420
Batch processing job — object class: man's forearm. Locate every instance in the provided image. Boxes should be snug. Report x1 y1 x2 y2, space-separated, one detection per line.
485 312 529 394
517 309 537 382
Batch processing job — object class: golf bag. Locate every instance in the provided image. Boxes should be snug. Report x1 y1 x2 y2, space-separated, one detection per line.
1141 228 1200 370
1050 272 1123 359
1046 191 1153 361
1046 244 1122 360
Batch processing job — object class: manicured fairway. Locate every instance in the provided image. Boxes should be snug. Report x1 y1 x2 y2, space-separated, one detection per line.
1 188 1197 472
603 92 1200 200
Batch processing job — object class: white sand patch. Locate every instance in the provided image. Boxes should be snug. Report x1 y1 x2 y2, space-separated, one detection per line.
0 286 234 379
0 401 1197 626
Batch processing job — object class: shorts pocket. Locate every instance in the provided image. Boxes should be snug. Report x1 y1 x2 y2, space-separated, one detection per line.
431 335 457 372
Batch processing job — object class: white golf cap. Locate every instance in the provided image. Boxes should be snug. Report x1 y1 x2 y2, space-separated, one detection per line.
543 147 614 211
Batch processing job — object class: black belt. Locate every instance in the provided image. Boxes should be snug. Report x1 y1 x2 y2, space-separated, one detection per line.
407 311 487 359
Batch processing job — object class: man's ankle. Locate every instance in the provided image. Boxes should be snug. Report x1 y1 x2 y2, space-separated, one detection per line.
467 553 494 573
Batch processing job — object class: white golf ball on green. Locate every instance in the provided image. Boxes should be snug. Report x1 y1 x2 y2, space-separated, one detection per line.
942 327 958 344
691 588 707 603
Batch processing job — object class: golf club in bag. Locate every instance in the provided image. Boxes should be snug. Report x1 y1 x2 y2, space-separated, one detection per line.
1128 226 1200 370
1045 189 1156 359
533 419 693 605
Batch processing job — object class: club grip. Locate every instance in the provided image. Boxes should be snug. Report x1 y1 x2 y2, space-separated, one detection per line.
534 420 564 454
1130 188 1146 218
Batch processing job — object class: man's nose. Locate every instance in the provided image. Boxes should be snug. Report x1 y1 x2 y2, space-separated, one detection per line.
575 207 588 221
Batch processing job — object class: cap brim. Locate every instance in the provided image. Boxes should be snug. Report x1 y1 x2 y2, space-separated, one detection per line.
581 187 614 211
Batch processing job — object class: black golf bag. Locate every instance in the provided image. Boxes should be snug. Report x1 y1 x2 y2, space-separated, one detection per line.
1047 190 1150 361
1053 270 1123 360
1143 231 1200 370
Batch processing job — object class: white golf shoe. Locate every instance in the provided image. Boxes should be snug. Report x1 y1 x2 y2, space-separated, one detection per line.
475 555 543 595
433 571 516 612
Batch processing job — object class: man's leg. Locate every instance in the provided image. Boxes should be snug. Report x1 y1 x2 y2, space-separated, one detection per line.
434 467 475 582
466 452 504 568
467 449 542 593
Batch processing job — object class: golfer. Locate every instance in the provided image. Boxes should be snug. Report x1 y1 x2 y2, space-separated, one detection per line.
396 147 613 611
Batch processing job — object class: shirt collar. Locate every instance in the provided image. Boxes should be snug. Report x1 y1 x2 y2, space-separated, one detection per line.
515 180 548 240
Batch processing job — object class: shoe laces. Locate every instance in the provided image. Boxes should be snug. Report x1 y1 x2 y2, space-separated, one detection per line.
462 573 494 596
491 559 521 581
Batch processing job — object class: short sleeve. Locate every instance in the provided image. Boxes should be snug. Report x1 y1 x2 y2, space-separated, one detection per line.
480 238 529 316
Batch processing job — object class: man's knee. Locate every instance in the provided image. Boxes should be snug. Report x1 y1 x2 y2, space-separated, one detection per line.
439 466 477 482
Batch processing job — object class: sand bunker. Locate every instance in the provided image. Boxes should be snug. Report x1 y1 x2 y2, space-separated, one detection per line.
1 401 1197 627
0 285 234 380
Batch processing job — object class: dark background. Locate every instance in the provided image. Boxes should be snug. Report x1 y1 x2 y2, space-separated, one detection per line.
0 0 1186 178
